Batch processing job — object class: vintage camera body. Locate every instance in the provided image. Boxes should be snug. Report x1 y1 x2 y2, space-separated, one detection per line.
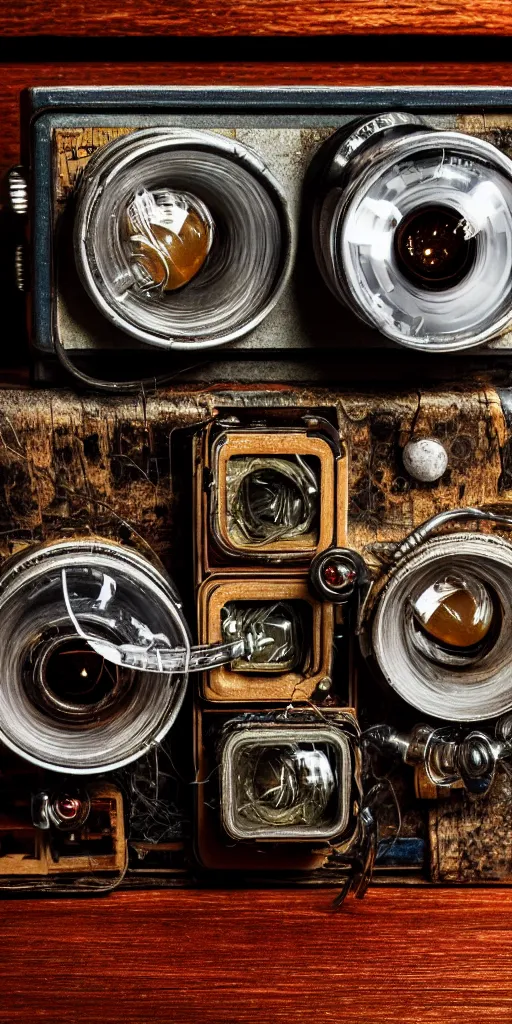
4 86 512 894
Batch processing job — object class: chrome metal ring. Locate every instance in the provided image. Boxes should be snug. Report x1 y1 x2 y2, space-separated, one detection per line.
0 539 190 774
312 116 512 352
370 531 512 721
74 127 293 350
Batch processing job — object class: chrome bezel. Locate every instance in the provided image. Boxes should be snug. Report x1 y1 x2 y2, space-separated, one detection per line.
314 117 512 352
0 539 190 774
220 724 352 842
74 127 294 351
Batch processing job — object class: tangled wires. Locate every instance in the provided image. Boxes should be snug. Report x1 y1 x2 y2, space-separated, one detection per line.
227 456 319 545
235 743 336 828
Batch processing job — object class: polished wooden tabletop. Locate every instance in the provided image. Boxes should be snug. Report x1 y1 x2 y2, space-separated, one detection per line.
1 888 512 1023
2 0 512 36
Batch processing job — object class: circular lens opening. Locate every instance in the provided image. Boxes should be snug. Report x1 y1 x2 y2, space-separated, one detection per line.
0 541 190 773
42 638 120 708
336 131 512 351
371 533 512 720
394 205 475 291
74 128 292 350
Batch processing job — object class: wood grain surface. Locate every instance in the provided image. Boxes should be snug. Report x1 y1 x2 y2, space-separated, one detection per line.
2 0 512 36
2 61 512 179
1 888 512 1024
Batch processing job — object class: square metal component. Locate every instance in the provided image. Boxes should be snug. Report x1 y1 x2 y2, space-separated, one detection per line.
211 430 338 560
198 575 334 702
220 724 352 842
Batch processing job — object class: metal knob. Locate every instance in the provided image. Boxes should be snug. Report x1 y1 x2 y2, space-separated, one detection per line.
8 167 28 217
402 438 448 483
456 732 498 795
366 722 503 797
309 547 368 603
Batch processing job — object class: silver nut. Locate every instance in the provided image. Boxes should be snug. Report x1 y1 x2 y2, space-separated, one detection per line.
402 438 448 483
8 167 28 216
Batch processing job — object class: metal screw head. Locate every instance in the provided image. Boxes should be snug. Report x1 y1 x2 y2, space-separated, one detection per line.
317 676 332 693
402 438 448 483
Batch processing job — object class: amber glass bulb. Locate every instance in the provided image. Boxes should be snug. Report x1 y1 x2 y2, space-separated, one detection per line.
411 573 493 648
394 205 475 291
126 188 213 292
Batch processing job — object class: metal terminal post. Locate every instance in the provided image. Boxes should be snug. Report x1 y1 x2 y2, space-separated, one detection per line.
366 721 512 796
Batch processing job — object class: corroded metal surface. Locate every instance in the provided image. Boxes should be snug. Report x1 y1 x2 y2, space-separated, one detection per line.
0 383 507 569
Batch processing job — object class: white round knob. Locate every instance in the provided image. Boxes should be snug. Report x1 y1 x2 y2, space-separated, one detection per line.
402 438 448 483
